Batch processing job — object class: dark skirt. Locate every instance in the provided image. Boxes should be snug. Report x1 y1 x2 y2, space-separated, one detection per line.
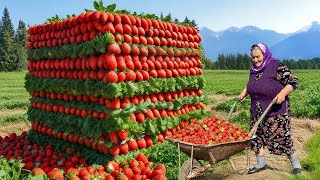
250 103 295 156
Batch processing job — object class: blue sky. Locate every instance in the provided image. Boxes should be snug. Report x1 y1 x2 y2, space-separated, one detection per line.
1 0 320 34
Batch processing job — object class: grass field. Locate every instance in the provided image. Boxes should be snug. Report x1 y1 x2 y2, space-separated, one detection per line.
0 70 319 179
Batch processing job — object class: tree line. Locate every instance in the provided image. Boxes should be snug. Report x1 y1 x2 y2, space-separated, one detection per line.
202 54 320 70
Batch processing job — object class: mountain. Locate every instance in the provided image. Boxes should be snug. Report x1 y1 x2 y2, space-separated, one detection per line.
200 26 288 60
200 21 320 60
270 21 320 59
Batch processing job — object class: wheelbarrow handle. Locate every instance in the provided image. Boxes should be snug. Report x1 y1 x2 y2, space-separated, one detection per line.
249 98 277 137
226 98 240 120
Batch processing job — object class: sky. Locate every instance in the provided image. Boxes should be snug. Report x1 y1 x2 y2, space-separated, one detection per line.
1 0 320 34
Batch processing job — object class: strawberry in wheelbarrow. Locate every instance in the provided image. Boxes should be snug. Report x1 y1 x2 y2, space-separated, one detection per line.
166 99 276 179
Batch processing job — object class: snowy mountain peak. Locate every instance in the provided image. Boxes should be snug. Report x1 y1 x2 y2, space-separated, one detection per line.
298 21 320 33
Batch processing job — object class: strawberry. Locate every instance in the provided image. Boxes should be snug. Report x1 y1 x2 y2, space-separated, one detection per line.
129 159 139 168
108 43 121 54
123 24 132 34
135 71 143 81
126 70 136 81
108 131 119 144
131 174 141 180
121 14 131 25
47 169 64 180
136 138 147 149
116 55 126 71
145 108 154 119
125 60 135 70
120 42 131 55
117 130 128 141
144 136 153 147
135 112 145 123
154 163 166 174
127 139 138 151
157 134 164 143
131 44 140 55
117 72 126 82
132 36 140 44
119 143 129 155
89 55 98 70
114 34 123 43
109 145 120 156
114 24 123 34
152 175 167 180
103 71 118 83
102 23 115 34
122 167 134 178
136 153 148 164
32 167 46 176
104 53 117 71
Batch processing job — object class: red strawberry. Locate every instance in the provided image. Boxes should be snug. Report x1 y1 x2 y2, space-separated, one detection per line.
108 43 121 54
126 70 136 81
135 71 143 81
32 167 45 176
109 145 120 156
157 134 164 143
103 71 118 83
145 108 154 119
127 139 138 151
136 138 147 149
123 24 132 34
129 159 139 168
116 55 126 71
120 43 131 55
117 130 128 141
89 55 98 70
117 72 126 82
119 143 129 155
136 153 148 164
144 136 153 147
108 131 118 144
47 169 63 180
152 175 167 180
131 44 140 55
121 14 131 25
135 112 145 123
111 97 121 109
122 167 133 178
106 161 119 174
105 53 117 71
114 34 123 43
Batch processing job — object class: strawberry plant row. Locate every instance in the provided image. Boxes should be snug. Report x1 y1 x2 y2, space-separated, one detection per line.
25 75 205 99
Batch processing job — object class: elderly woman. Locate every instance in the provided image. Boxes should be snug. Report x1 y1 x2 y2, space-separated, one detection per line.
239 43 301 174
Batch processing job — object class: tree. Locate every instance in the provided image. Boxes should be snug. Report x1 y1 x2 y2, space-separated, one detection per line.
14 20 28 70
182 16 190 24
0 7 17 71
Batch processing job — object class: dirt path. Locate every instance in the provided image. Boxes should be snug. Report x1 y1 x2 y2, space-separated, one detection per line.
0 121 30 137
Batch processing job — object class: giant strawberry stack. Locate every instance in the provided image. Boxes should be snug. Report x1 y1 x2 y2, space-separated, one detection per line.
25 5 205 163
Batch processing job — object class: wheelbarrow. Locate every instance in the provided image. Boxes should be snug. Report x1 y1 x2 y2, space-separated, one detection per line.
166 98 277 179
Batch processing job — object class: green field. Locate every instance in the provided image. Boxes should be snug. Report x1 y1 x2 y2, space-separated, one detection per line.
0 70 319 179
203 69 320 118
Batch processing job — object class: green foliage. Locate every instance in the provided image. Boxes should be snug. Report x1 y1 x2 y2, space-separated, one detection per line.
25 75 205 99
149 141 189 180
0 156 25 180
290 131 320 180
0 113 27 125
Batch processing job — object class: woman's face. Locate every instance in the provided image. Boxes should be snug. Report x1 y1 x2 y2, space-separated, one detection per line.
251 49 264 67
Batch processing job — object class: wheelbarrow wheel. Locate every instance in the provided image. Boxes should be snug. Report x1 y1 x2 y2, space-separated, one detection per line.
179 158 202 180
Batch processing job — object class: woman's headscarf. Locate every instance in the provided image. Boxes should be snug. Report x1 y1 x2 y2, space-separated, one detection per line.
250 43 277 74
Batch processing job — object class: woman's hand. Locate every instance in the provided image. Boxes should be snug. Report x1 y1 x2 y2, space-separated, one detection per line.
274 92 286 104
239 87 248 101
274 85 294 104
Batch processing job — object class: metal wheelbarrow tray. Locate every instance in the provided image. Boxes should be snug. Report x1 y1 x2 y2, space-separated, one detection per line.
166 136 254 164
